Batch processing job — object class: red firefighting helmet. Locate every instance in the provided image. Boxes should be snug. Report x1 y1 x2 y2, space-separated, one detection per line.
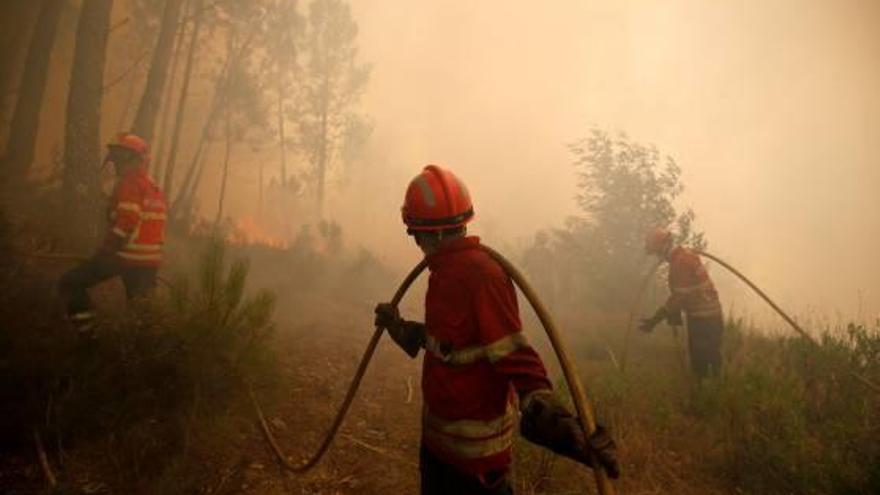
644 227 673 255
402 165 474 233
107 132 149 164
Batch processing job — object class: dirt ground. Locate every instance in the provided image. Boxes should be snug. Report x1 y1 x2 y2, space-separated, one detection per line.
0 252 731 495
234 314 728 495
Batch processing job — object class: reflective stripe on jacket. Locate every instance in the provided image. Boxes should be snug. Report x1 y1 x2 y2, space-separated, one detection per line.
109 168 167 266
422 401 518 461
422 236 552 480
666 246 723 320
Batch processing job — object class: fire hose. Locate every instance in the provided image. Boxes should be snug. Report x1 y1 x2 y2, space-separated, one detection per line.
29 246 616 491
619 250 880 394
251 245 618 495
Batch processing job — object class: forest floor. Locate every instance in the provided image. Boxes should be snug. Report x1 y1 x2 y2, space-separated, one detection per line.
2 223 876 495
0 257 725 495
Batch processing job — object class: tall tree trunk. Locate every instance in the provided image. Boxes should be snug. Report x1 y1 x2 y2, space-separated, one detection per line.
215 99 231 225
180 143 207 212
162 0 203 200
5 0 63 179
258 154 264 215
0 1 38 149
114 56 140 130
63 0 112 243
276 75 287 186
170 54 226 209
175 123 208 206
173 18 261 225
152 5 189 182
316 77 329 218
131 0 183 142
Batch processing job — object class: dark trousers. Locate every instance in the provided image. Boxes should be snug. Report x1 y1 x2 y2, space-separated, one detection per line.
58 255 157 315
687 316 724 378
420 447 513 495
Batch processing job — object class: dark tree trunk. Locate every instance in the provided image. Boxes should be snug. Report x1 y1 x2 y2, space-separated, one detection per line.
131 0 184 143
316 77 329 218
162 0 203 200
258 158 263 215
152 5 189 182
5 0 63 179
62 0 112 243
277 76 287 186
215 99 231 225
172 54 228 213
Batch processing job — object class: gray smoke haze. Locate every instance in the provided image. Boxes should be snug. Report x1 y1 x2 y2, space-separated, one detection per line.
335 0 880 323
15 0 878 324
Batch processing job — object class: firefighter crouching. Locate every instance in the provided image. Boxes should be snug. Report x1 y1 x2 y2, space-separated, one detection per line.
374 165 620 494
59 133 167 333
640 228 724 378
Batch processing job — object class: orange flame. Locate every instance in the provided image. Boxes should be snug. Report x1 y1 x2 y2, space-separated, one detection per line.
228 215 288 248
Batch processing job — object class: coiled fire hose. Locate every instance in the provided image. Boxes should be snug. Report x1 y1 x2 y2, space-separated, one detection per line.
251 245 618 495
619 250 880 394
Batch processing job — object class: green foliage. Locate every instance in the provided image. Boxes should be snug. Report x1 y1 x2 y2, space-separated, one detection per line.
294 0 372 191
1 238 278 491
692 321 880 494
523 129 704 313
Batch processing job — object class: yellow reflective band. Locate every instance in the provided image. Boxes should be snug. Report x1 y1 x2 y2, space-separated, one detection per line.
484 333 528 363
687 304 723 318
671 280 713 295
118 251 162 261
423 428 515 460
140 212 167 220
143 198 164 209
117 202 141 212
688 309 723 319
112 227 129 238
124 242 162 252
425 333 528 365
423 402 517 439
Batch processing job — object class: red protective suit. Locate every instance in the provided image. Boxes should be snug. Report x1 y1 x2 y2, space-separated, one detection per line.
421 236 552 483
106 167 167 267
665 246 723 320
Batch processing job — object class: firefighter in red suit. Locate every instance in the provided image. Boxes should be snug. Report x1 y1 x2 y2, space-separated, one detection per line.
59 133 167 333
640 228 724 377
374 165 620 494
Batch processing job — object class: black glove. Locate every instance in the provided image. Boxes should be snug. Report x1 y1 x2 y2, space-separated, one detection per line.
520 391 621 479
638 306 668 333
374 303 426 358
374 302 401 329
97 231 126 258
666 308 683 326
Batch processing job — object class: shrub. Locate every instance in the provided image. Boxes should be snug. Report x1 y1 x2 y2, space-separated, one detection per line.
1 237 279 491
694 321 880 494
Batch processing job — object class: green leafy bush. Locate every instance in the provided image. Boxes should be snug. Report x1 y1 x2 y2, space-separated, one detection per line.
1 237 279 491
693 321 880 494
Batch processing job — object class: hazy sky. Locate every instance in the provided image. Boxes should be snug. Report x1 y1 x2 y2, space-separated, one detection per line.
336 0 880 323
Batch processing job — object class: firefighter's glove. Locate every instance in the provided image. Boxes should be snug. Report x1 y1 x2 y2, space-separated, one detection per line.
374 303 425 358
520 391 621 479
639 306 668 333
97 230 127 258
666 308 683 326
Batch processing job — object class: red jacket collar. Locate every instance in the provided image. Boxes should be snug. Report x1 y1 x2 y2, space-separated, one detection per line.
119 166 146 182
427 236 481 270
667 245 688 262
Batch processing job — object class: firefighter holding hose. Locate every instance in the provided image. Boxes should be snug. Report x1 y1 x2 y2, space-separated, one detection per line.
374 165 619 494
640 228 724 378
